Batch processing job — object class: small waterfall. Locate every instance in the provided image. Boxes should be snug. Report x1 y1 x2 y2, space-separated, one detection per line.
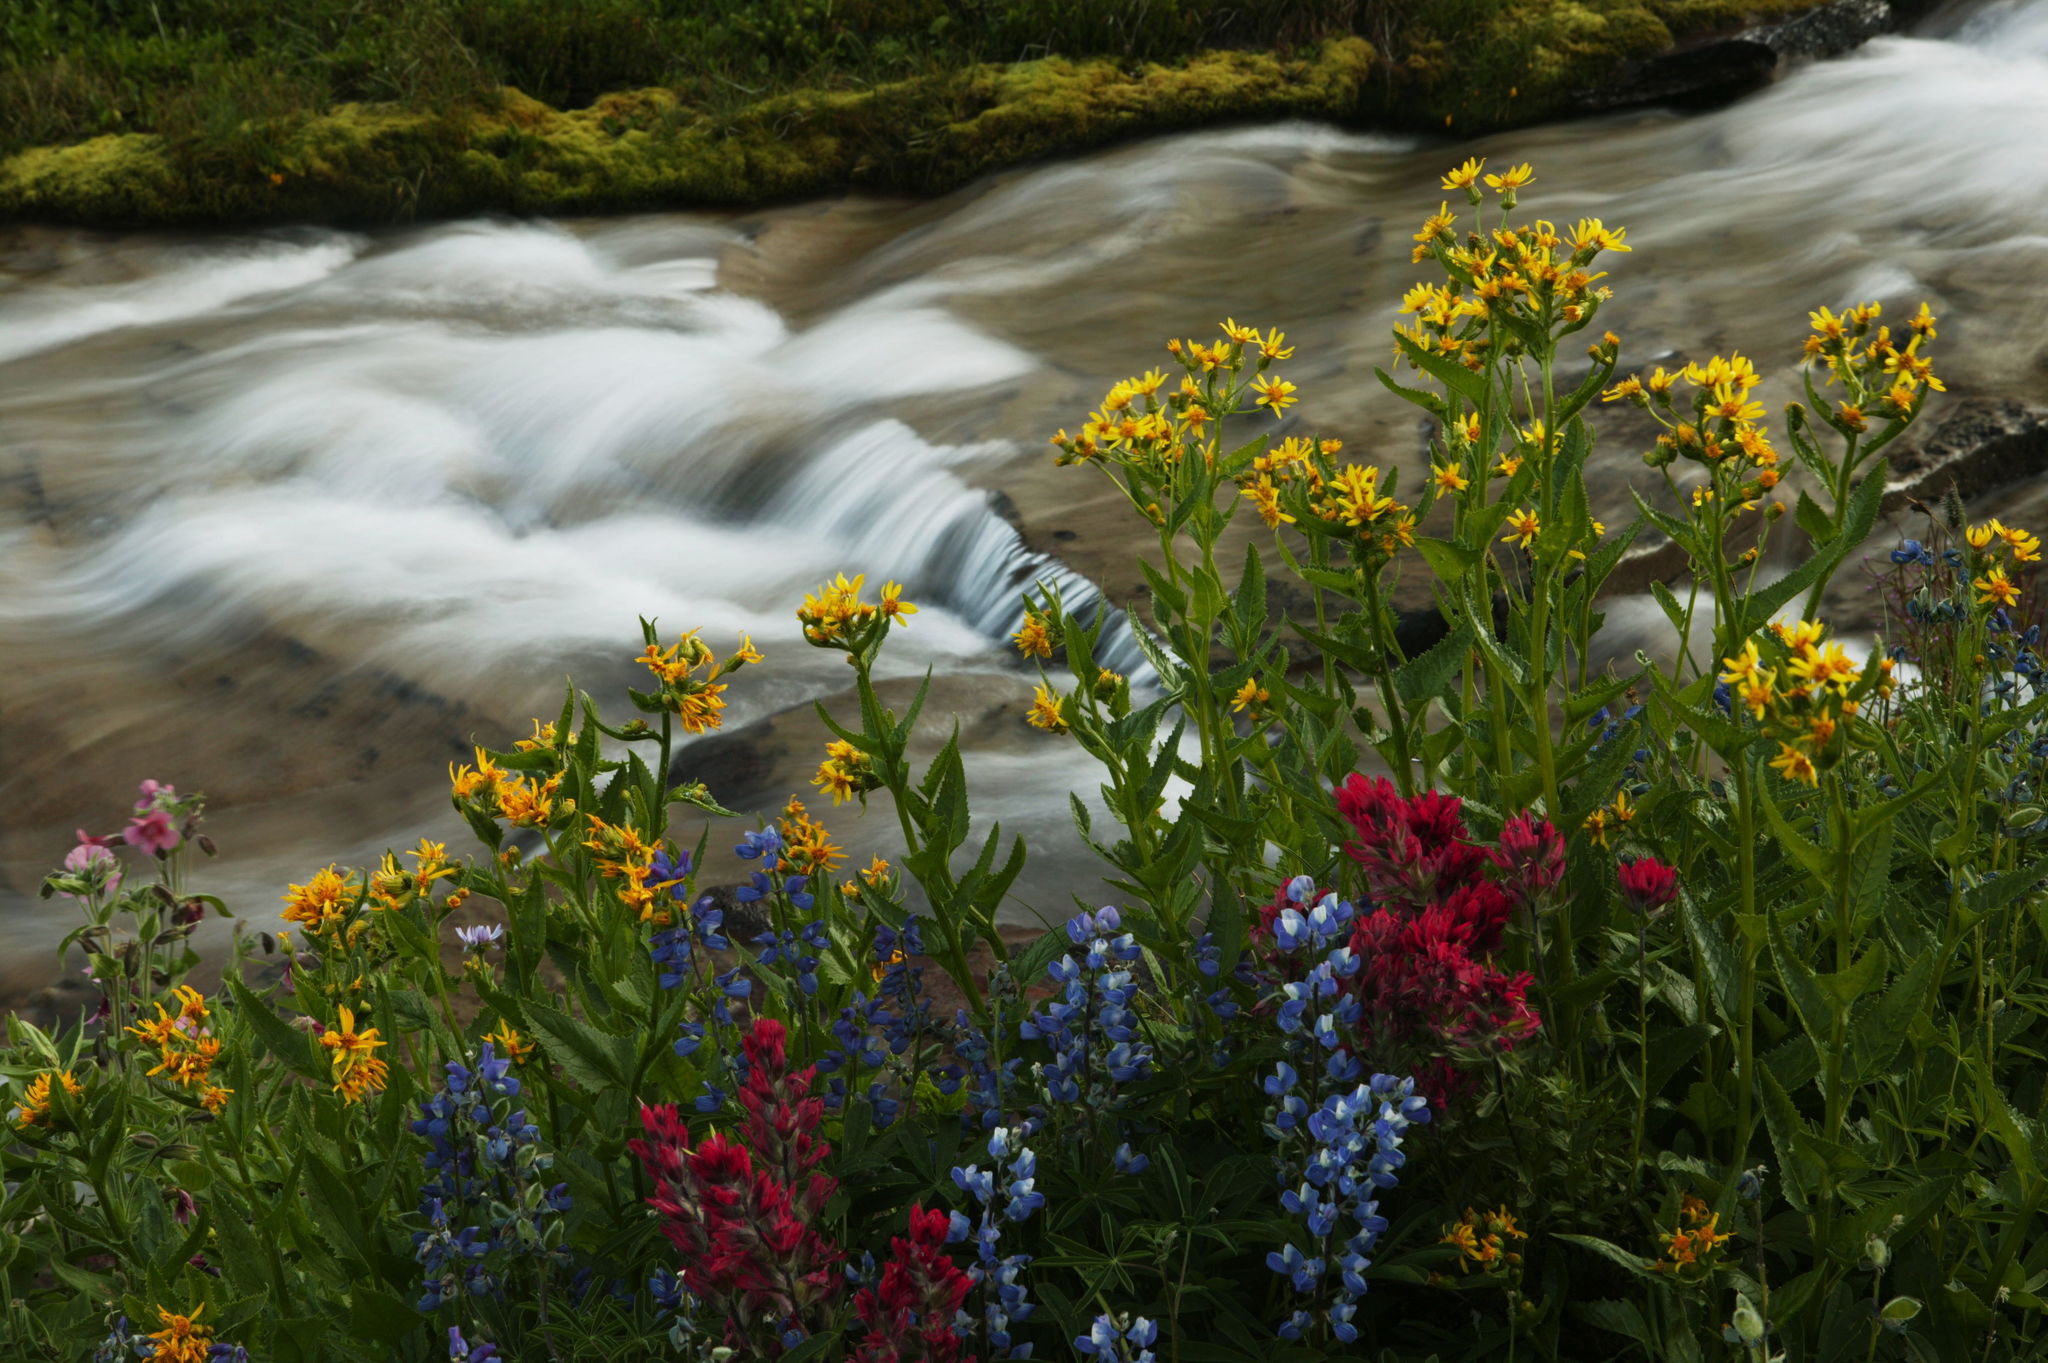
764 419 1146 676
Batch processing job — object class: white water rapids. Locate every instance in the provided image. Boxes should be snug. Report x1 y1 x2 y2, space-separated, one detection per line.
2 0 2045 982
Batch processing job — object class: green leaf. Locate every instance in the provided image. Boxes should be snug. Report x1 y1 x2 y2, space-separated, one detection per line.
523 1000 638 1094
1758 1067 1813 1209
1374 364 1447 416
1795 489 1834 546
1413 535 1481 582
225 974 325 1082
1680 899 1743 1027
1392 622 1471 704
1757 780 1830 883
1232 540 1267 638
1769 915 1832 1042
1555 1233 1657 1279
1391 332 1488 405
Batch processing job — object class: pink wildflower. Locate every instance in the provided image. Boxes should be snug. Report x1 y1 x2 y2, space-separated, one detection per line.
122 809 180 856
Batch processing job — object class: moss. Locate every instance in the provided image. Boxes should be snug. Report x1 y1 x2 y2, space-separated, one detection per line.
0 1 1853 228
1383 0 1846 130
0 38 1378 227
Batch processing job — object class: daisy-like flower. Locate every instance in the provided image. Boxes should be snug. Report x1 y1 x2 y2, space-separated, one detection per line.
1501 508 1541 550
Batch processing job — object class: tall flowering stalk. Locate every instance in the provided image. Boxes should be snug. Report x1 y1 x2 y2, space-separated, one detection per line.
950 1124 1043 1359
410 1043 570 1321
631 1019 845 1354
1259 876 1431 1345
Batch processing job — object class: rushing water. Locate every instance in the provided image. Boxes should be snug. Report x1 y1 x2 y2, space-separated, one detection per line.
2 0 2045 983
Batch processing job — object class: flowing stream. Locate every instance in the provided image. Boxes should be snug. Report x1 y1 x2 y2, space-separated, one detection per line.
2 0 2045 986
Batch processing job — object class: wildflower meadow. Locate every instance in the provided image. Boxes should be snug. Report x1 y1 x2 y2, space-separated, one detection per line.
7 161 2046 1363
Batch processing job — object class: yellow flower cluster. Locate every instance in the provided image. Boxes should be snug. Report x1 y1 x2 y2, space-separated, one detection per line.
1049 322 1290 476
1720 619 1877 786
639 630 762 735
10 1067 84 1128
777 798 846 876
1012 606 1059 659
812 738 878 807
1965 518 2039 611
1026 682 1070 734
1441 1204 1527 1276
843 855 894 903
1802 300 1943 425
582 815 684 924
127 986 231 1113
368 838 458 913
145 1305 214 1363
1648 1194 1734 1279
1607 352 1782 507
797 573 916 652
319 1005 388 1104
448 744 569 831
1582 789 1635 849
1405 160 1624 368
1230 432 1418 562
282 863 359 936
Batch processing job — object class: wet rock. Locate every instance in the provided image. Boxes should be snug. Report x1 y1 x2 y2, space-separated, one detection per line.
1569 0 1896 114
1885 399 2048 509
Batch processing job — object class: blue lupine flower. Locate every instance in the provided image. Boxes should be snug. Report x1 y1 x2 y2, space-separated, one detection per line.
735 828 783 860
1113 1142 1149 1176
1075 1313 1158 1362
1023 908 1153 1110
446 1326 499 1362
952 1124 1042 1357
410 1045 569 1313
1258 920 1431 1344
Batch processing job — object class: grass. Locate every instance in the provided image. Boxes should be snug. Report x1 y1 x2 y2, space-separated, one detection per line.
0 1 1840 226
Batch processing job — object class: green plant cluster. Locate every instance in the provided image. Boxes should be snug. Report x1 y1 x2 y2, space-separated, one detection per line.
6 162 2045 1363
0 0 1839 226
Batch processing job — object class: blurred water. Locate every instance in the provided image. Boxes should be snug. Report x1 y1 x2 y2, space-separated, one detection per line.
2 0 2043 973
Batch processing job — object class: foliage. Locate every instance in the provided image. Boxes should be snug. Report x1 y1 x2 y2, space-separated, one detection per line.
0 0 1843 227
6 160 2047 1363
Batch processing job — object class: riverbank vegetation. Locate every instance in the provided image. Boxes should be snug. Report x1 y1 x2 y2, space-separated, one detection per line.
6 161 2042 1360
1 0 1840 226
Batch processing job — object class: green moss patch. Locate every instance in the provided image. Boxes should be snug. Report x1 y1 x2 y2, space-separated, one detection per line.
0 1 1848 228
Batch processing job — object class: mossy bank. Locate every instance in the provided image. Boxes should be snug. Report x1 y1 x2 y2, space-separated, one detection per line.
0 0 1886 228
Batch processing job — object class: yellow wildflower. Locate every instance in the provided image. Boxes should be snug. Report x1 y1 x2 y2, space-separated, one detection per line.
1441 157 1485 191
879 581 918 626
11 1069 83 1127
484 1020 533 1065
1013 614 1055 658
1252 375 1298 415
1230 678 1271 716
1431 463 1470 495
1976 566 2022 609
283 865 357 935
1026 683 1069 734
1569 217 1629 254
146 1306 213 1363
319 1006 388 1104
1484 162 1535 193
778 799 847 876
1501 508 1541 550
1242 475 1296 528
1769 742 1819 786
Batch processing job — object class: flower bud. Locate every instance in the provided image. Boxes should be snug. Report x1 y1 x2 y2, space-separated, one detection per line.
1732 1295 1768 1345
